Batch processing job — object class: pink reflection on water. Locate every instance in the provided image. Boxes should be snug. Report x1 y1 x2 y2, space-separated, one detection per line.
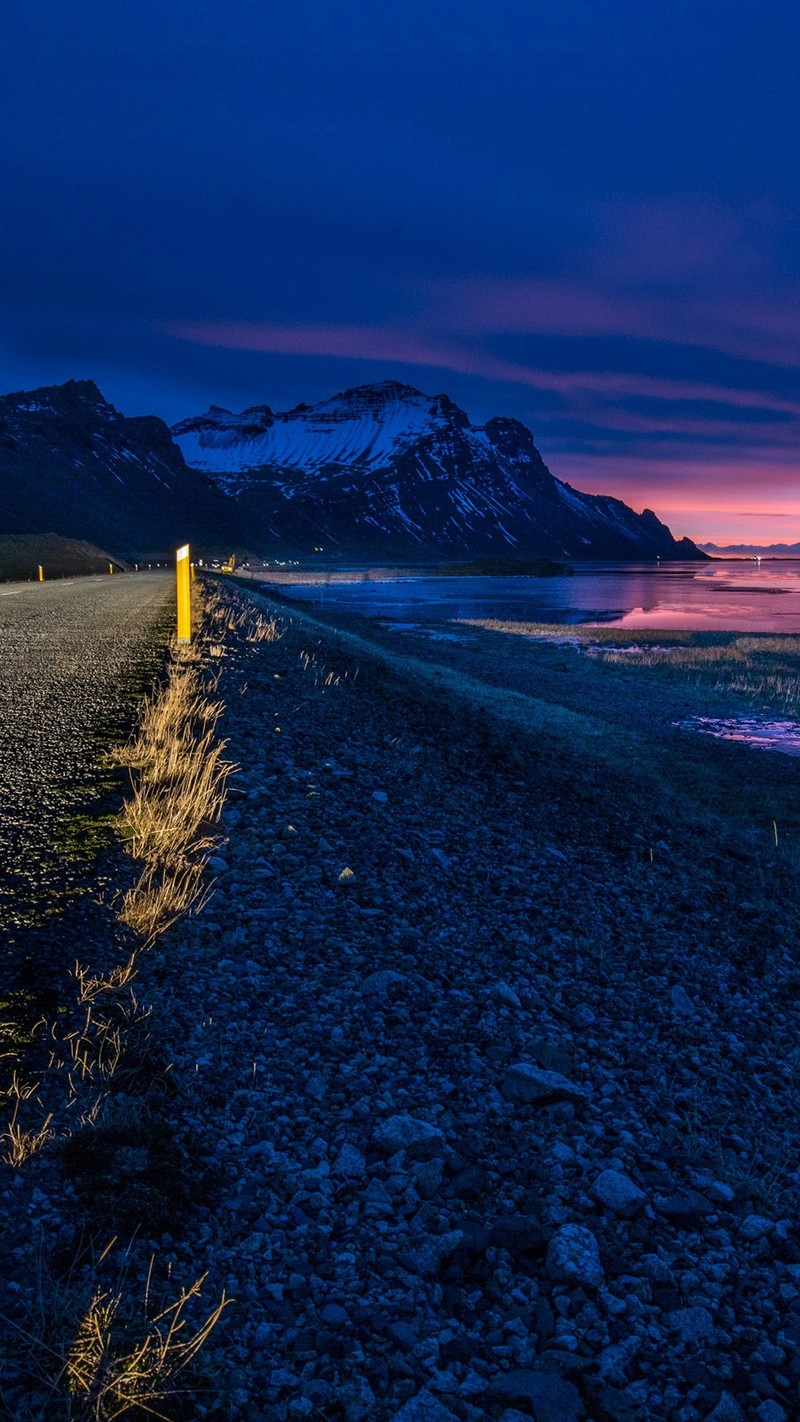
678 716 800 756
592 560 800 631
604 604 796 631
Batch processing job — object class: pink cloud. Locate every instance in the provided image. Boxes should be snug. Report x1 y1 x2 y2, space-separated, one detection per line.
166 317 522 387
163 316 800 546
434 275 800 368
165 318 800 421
554 450 800 504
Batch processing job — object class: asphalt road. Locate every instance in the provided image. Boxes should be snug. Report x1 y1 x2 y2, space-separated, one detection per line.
0 572 173 934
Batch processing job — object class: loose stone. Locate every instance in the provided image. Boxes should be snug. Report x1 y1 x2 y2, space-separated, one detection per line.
591 1168 647 1216
503 1062 588 1105
546 1224 604 1288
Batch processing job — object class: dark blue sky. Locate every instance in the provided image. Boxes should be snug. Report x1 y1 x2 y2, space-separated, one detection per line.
2 1 799 540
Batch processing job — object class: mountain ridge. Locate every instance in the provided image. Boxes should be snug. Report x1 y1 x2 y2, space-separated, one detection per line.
0 377 706 561
699 541 800 556
173 380 706 561
0 379 250 557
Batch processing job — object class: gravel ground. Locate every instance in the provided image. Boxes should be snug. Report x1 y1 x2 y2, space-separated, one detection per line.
5 579 800 1422
0 571 172 936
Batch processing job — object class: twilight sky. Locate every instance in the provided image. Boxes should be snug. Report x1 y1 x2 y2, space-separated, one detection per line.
1 1 799 544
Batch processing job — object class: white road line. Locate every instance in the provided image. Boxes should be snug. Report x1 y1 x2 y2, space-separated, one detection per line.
0 590 24 597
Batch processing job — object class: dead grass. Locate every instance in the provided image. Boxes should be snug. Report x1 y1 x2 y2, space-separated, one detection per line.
112 590 236 945
1 1083 54 1167
64 1271 229 1421
464 620 800 715
118 862 211 945
74 955 139 1006
0 1242 230 1422
244 611 282 642
118 729 232 866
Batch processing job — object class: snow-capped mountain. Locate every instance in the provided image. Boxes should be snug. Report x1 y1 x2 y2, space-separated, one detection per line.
0 380 249 557
173 381 705 560
0 377 705 562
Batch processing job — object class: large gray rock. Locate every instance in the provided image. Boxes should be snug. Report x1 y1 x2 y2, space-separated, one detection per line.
332 1143 366 1178
670 984 697 1018
489 1369 584 1420
486 979 522 1008
391 1389 459 1421
591 1169 647 1216
739 1214 773 1240
503 1063 589 1105
546 1224 604 1288
399 1229 463 1278
704 1396 745 1422
372 1114 445 1159
667 1306 714 1344
360 969 405 997
755 1405 788 1422
654 1190 714 1224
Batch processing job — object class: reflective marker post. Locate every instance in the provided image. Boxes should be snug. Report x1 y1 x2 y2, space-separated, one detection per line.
38 564 44 582
176 543 191 643
108 562 114 575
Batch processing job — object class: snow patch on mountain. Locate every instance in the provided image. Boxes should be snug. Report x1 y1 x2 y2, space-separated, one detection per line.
174 382 455 494
172 379 707 560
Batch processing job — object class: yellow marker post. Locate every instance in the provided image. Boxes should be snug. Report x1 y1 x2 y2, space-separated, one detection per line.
109 562 114 575
38 564 44 582
176 543 191 643
190 561 196 582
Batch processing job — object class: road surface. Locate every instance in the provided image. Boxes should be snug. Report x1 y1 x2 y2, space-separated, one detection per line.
0 572 172 933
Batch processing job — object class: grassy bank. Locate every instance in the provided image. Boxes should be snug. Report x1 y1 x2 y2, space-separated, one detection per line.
0 534 127 580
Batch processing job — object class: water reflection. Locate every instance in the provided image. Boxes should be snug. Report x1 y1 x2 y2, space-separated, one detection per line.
284 560 800 632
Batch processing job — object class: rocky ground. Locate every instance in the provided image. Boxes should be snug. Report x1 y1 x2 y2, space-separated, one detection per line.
4 578 800 1421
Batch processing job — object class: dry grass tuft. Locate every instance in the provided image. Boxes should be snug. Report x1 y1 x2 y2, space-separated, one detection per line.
64 1272 230 1420
74 955 139 1005
118 729 232 866
1 1075 54 1166
244 611 282 643
113 591 236 944
0 1246 230 1422
118 862 211 945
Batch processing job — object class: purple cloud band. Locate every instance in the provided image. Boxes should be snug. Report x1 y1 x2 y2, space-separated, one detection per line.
163 284 800 542
166 317 800 420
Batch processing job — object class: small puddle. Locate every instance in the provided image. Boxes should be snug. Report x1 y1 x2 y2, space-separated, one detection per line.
676 715 800 756
380 621 468 644
587 644 678 656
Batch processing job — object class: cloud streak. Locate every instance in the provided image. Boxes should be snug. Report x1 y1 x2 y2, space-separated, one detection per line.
166 318 800 420
437 277 800 369
164 216 800 545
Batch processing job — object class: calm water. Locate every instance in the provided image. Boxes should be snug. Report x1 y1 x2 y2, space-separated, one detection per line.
280 560 800 632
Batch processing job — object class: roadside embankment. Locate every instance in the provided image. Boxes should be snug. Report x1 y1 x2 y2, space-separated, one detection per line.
0 578 243 1419
55 576 800 1421
0 570 173 942
0 533 127 581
